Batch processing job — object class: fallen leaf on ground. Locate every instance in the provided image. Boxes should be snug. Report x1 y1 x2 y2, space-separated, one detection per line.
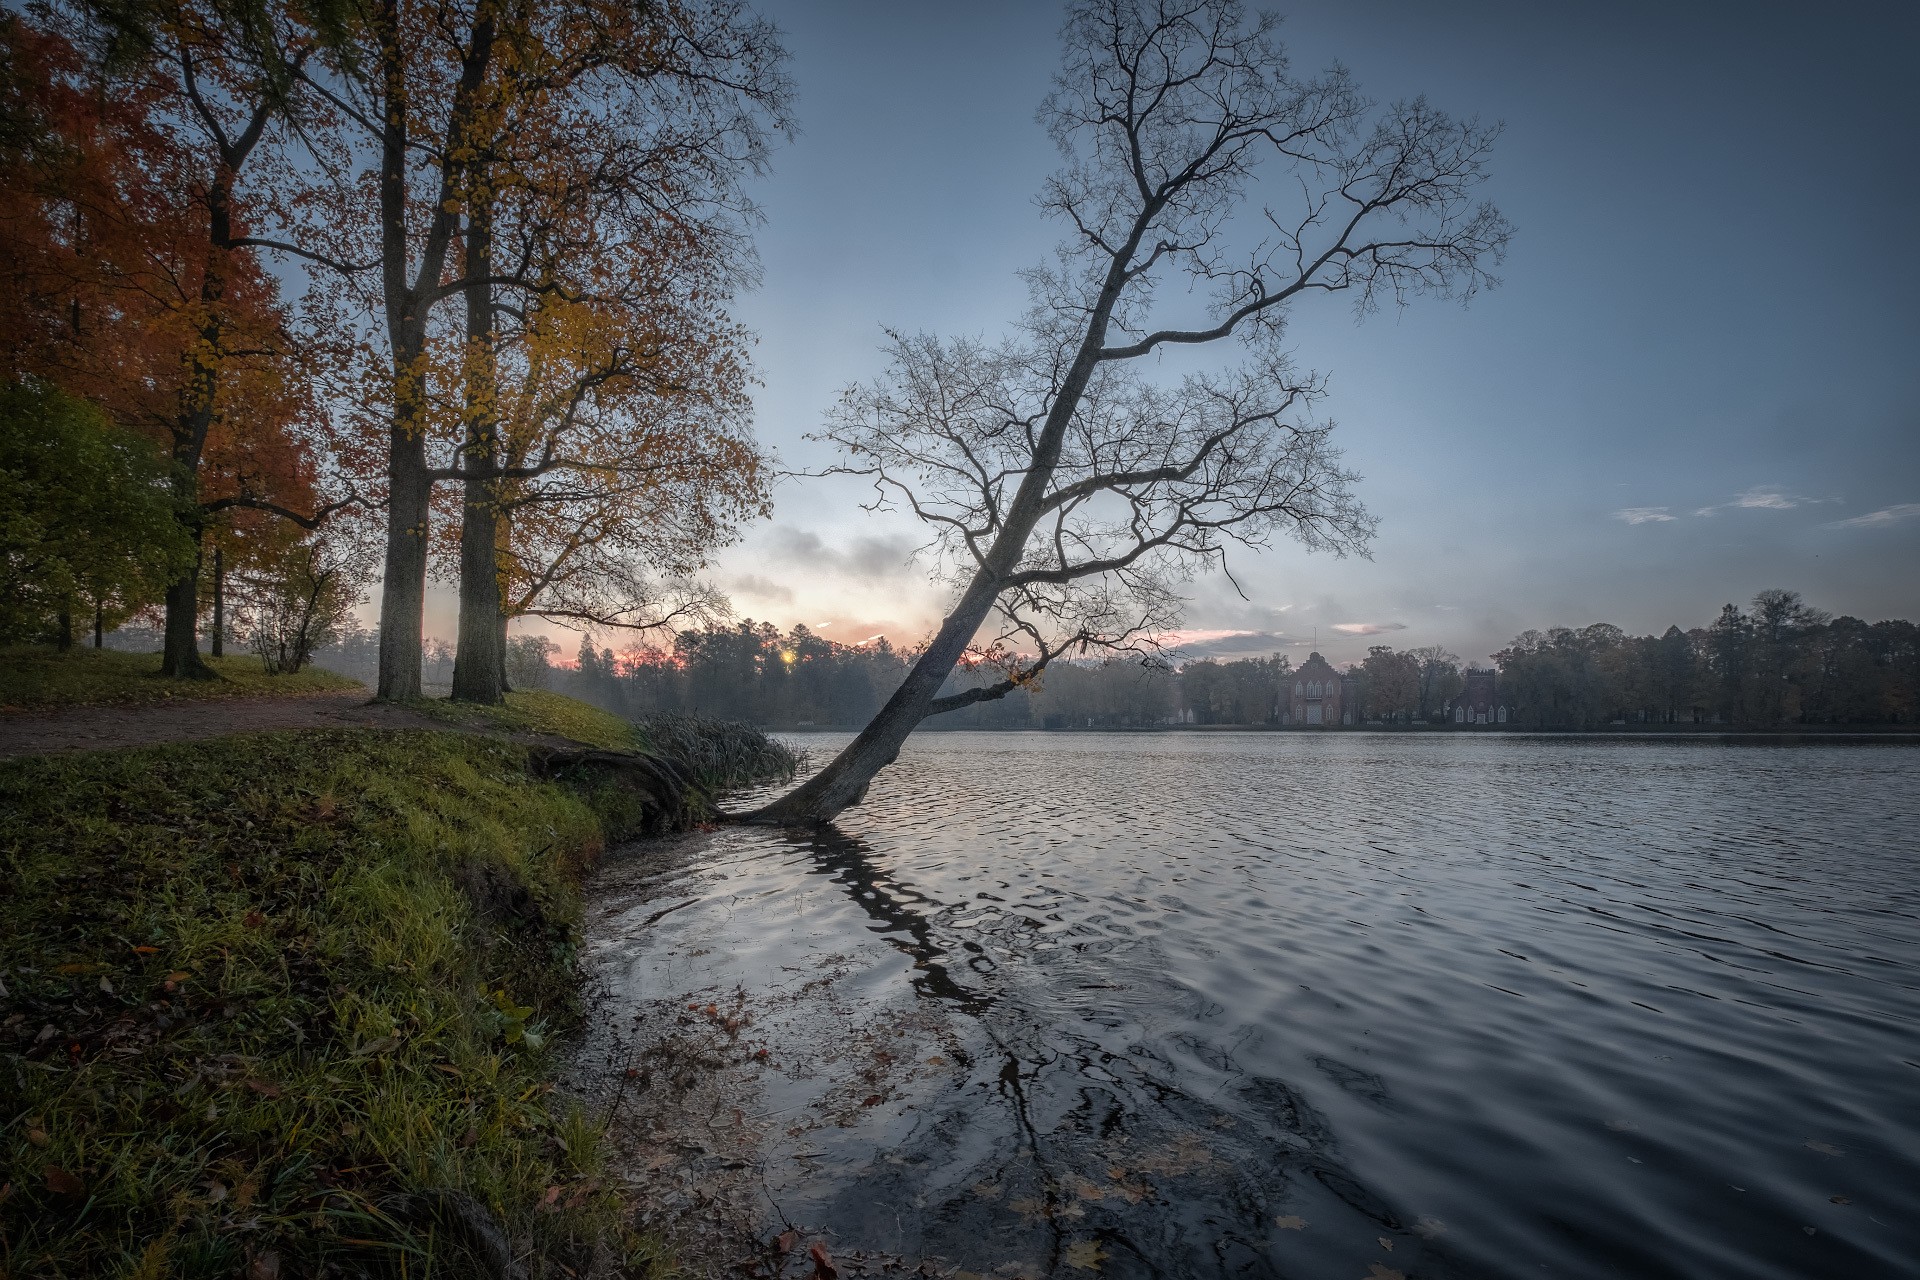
247 1250 280 1280
26 1126 48 1147
1063 1240 1106 1272
808 1241 838 1279
1274 1215 1307 1230
242 1078 283 1098
774 1229 799 1255
43 1166 83 1197
243 911 266 928
860 1094 883 1107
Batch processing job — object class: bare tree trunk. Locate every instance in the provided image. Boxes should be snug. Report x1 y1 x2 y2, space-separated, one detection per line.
210 546 225 658
452 194 504 703
377 429 429 700
93 597 104 648
161 532 213 678
496 606 511 693
742 575 1003 823
55 605 73 652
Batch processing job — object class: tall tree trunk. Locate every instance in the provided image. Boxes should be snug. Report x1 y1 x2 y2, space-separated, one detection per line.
371 0 495 702
55 605 73 652
743 575 1004 822
452 194 504 703
210 546 225 657
377 422 430 700
161 526 213 678
93 597 104 648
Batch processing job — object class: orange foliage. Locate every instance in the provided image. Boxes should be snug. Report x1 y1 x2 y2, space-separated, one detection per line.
0 12 324 540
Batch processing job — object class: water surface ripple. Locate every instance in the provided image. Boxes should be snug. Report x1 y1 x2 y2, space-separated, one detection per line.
580 732 1920 1279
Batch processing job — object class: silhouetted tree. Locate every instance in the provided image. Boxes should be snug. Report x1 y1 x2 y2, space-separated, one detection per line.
750 0 1508 823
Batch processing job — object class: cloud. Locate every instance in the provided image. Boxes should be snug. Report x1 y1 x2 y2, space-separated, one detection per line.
1827 502 1920 529
1331 622 1408 636
1694 486 1836 517
768 527 920 581
1613 506 1676 525
1157 629 1304 660
731 574 794 604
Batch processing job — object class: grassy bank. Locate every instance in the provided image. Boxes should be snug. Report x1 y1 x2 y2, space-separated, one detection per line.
0 728 666 1278
408 692 802 791
0 645 360 710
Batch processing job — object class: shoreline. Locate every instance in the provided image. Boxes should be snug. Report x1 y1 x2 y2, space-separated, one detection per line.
759 722 1920 739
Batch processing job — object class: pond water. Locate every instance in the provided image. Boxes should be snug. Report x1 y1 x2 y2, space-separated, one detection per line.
573 732 1920 1279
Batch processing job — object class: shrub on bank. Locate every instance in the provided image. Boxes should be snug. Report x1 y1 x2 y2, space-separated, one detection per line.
0 729 666 1278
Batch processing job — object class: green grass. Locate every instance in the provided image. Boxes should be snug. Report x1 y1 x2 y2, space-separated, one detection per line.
0 729 664 1279
402 690 642 752
0 645 361 710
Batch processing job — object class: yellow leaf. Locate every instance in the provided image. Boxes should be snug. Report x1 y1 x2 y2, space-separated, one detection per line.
1274 1215 1307 1230
1063 1240 1106 1272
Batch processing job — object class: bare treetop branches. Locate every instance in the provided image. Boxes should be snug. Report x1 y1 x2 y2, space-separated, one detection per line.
1037 0 1510 355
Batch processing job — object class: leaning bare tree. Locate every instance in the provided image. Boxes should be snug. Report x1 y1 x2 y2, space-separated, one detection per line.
748 0 1510 824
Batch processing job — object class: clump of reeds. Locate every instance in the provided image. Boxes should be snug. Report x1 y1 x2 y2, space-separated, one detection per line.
631 713 804 792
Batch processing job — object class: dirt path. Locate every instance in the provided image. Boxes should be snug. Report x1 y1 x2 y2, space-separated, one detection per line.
0 691 461 759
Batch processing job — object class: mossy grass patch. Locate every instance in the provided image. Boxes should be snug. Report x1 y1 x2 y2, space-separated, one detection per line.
0 728 663 1278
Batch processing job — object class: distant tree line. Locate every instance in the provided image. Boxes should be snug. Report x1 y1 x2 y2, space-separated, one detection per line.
1492 589 1916 728
506 588 1915 731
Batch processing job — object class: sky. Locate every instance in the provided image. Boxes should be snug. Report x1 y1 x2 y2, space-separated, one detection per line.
507 0 1920 668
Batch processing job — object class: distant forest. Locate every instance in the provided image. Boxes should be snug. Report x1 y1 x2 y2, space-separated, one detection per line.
282 588 1914 730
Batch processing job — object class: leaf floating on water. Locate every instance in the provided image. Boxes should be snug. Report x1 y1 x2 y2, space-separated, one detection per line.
1377 1237 1393 1251
1413 1216 1447 1239
1063 1240 1106 1271
1805 1140 1845 1157
1802 1226 1817 1236
1830 1195 1851 1205
1366 1267 1406 1280
1274 1215 1307 1230
1605 1119 1638 1132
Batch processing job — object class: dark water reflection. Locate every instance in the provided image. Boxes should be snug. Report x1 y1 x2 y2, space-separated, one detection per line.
581 732 1920 1279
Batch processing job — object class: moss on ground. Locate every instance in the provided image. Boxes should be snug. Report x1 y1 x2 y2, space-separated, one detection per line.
0 729 666 1278
0 645 361 710
402 690 641 753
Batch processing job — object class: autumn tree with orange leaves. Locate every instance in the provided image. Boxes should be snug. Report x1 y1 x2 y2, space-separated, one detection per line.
0 7 357 677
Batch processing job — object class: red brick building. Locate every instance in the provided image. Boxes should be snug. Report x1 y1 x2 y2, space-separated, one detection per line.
1283 652 1345 726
